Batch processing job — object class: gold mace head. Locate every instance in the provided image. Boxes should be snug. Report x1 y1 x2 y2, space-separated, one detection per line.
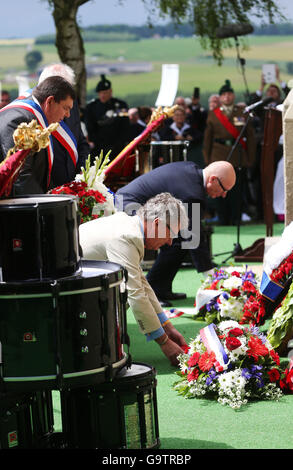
12 119 59 152
148 104 179 125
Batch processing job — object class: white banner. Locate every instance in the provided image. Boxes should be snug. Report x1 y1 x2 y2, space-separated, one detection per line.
155 64 179 107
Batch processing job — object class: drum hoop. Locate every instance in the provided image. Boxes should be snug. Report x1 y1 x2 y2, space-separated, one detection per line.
151 140 188 146
0 280 122 299
3 354 127 383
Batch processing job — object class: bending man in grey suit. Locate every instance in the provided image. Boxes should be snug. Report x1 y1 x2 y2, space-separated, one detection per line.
79 192 188 366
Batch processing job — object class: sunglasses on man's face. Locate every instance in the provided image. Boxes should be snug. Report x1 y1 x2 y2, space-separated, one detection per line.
217 177 229 194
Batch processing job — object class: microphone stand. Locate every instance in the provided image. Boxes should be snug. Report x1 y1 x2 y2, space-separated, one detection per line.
234 35 250 102
213 111 253 264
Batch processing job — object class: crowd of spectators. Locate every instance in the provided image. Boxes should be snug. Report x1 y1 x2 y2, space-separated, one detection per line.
81 67 289 225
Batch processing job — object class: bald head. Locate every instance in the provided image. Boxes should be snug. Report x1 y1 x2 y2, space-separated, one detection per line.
203 161 236 199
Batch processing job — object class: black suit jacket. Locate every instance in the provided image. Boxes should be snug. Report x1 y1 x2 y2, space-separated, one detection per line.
116 161 205 210
116 161 214 272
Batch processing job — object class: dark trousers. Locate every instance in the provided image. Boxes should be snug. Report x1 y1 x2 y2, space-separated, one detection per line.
215 167 248 225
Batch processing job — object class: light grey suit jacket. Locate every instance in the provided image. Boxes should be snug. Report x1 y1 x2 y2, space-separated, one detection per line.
79 212 162 335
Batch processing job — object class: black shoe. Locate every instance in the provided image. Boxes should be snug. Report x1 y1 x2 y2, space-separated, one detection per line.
158 299 173 308
158 291 187 301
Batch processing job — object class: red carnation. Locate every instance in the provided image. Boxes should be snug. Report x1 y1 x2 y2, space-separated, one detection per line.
231 271 241 277
280 368 293 391
198 351 216 371
270 349 280 366
242 280 257 294
247 336 269 361
187 368 199 382
188 352 200 367
267 368 280 382
207 280 219 290
226 336 241 351
228 327 243 337
182 344 190 354
230 288 241 297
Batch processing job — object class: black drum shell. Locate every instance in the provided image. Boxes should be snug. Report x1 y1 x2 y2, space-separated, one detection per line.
0 260 128 392
0 194 81 282
0 390 54 449
60 362 160 449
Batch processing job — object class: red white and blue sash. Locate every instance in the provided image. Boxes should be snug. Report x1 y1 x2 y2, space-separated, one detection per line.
52 120 78 167
1 97 55 184
200 323 229 367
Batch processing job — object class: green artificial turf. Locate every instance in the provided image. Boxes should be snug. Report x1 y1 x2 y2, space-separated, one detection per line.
52 222 293 449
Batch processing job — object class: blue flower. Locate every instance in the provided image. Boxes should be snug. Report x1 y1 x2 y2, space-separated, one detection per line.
206 369 218 386
241 266 257 284
242 368 252 379
242 365 264 387
212 269 228 281
206 297 220 312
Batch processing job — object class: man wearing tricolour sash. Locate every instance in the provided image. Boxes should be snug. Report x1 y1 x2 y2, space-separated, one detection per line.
37 64 90 188
203 79 256 225
0 76 75 196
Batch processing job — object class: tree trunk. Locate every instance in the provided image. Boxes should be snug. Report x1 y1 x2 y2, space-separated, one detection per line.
50 0 89 108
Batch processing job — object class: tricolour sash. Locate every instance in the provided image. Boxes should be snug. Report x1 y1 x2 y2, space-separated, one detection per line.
213 107 247 151
200 323 229 367
52 121 78 167
16 90 78 167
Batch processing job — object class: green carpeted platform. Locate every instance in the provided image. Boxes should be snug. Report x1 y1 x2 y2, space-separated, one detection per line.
53 222 293 449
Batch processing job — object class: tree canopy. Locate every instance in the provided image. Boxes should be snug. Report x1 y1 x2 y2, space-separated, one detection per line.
143 0 284 63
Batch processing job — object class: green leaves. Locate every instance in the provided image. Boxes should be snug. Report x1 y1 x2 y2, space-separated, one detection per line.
267 282 293 349
149 0 283 64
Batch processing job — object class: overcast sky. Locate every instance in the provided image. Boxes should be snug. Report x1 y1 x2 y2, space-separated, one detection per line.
0 0 292 39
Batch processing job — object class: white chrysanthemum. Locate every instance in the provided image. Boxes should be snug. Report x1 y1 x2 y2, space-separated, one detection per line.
218 296 244 321
188 335 206 355
222 276 242 289
218 368 246 391
218 320 241 332
177 355 189 374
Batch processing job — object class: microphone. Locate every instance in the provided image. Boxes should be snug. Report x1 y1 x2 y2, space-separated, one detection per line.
215 23 254 39
243 96 274 114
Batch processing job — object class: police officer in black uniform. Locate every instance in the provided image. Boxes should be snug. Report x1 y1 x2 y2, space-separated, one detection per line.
84 74 130 161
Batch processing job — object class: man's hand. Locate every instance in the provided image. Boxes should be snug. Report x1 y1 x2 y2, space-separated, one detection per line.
164 321 188 348
160 338 185 366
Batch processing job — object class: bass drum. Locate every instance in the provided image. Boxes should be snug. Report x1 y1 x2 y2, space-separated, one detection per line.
60 362 160 449
0 390 54 449
0 260 130 392
0 195 80 282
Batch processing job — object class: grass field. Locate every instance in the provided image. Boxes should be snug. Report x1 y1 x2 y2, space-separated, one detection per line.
1 35 293 106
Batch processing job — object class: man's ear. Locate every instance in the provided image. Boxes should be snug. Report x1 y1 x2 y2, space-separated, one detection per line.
44 95 54 108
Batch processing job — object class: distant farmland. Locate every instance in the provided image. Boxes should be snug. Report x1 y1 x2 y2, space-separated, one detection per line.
0 35 292 106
